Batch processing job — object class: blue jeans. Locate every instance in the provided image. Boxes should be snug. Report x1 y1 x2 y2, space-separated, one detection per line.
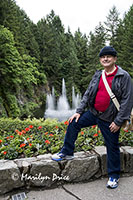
61 110 120 179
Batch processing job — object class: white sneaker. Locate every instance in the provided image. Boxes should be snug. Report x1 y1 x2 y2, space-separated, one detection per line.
106 177 119 189
51 153 74 161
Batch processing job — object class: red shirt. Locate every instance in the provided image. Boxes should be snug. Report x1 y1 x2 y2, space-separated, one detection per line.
94 66 118 112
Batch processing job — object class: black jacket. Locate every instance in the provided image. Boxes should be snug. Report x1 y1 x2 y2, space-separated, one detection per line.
76 66 133 126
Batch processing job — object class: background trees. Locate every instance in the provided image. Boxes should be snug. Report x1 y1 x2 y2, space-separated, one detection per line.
115 5 133 76
0 0 132 118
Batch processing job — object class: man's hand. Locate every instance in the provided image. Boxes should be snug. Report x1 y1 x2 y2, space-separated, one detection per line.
109 122 120 133
69 113 80 123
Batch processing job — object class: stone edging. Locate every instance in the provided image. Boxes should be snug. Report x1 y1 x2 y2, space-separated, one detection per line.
0 146 133 194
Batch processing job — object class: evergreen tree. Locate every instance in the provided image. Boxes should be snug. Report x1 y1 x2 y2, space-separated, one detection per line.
18 12 40 60
104 6 120 46
74 29 90 91
116 5 133 76
60 30 81 97
37 11 64 91
81 23 106 92
0 0 40 59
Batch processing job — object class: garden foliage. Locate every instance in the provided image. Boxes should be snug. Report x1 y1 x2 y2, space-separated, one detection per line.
0 118 132 160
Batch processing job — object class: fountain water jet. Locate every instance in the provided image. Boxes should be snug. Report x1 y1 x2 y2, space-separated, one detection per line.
45 79 81 121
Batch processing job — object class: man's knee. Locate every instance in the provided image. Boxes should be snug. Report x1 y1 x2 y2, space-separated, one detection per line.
69 119 81 130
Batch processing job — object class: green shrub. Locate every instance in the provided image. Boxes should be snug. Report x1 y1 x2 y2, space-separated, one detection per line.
0 118 132 160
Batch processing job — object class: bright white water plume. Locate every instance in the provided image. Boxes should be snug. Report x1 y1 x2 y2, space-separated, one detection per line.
45 79 81 121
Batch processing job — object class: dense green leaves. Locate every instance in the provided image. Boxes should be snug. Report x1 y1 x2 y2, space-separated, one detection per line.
0 25 46 117
0 118 132 159
116 6 133 76
0 25 22 117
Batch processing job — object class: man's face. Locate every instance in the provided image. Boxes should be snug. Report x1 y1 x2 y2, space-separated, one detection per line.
100 55 117 68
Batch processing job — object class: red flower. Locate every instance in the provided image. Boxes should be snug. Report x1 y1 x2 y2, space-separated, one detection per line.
29 125 33 129
6 136 10 139
81 131 84 135
98 130 101 133
25 128 30 132
45 132 48 135
27 138 30 141
45 140 50 144
29 143 32 146
10 135 14 138
22 130 26 134
3 151 7 155
20 143 26 148
93 133 98 137
0 140 2 143
38 126 42 129
19 132 23 136
49 134 54 137
92 125 96 128
64 121 69 125
124 129 128 132
55 126 58 129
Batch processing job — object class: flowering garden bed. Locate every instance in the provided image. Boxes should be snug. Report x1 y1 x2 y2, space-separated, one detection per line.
0 117 132 160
